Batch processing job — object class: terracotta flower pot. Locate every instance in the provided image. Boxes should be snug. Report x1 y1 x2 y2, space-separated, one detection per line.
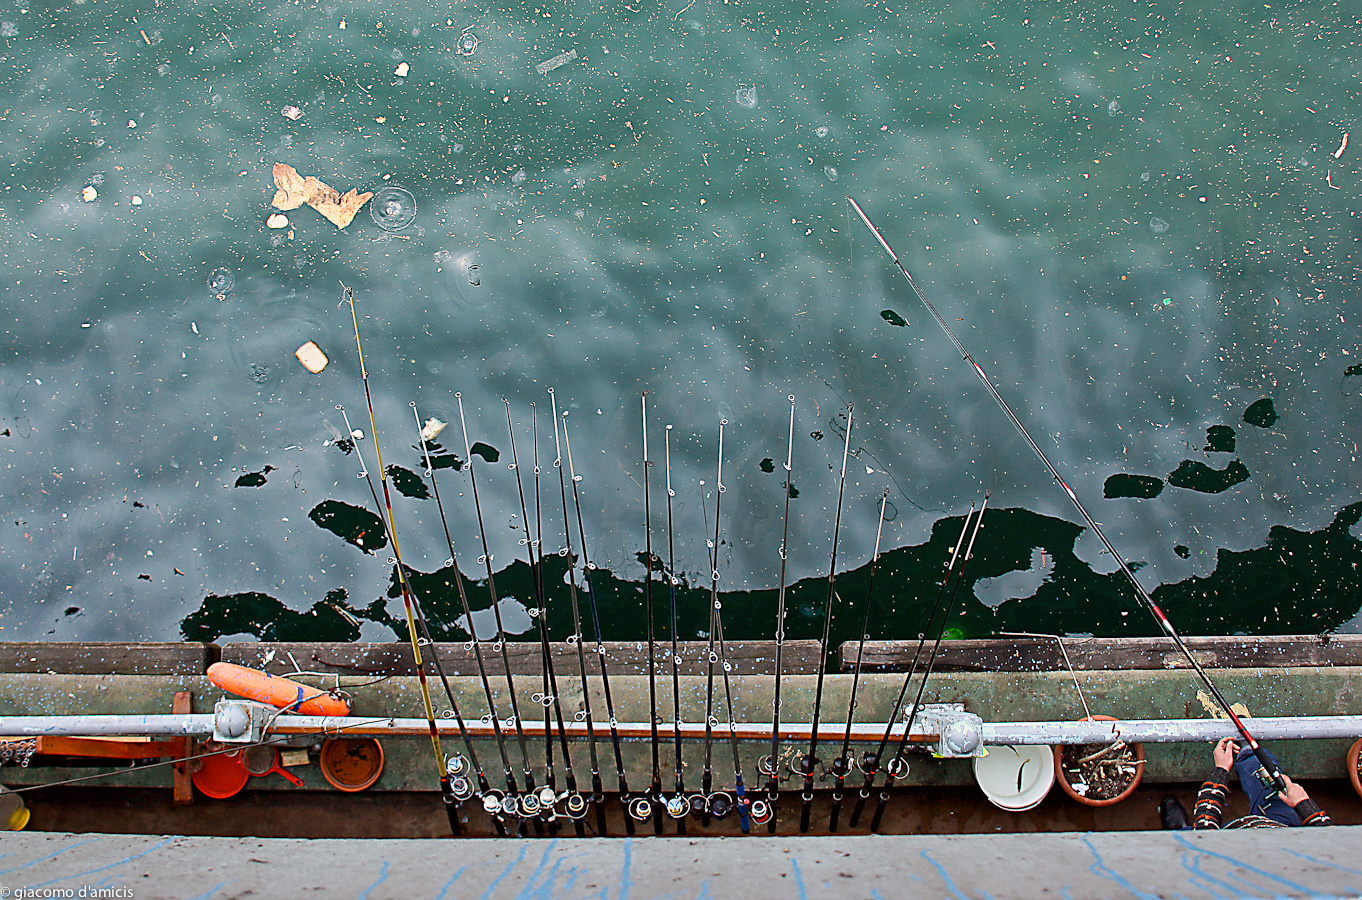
1053 715 1145 807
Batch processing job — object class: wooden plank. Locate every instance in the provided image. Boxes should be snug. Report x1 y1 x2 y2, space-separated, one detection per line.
35 735 186 759
221 640 822 677
172 691 193 806
838 635 1362 673
0 642 217 675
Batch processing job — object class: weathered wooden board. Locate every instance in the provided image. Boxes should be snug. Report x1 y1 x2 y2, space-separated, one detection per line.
220 640 822 676
838 635 1362 672
0 642 218 675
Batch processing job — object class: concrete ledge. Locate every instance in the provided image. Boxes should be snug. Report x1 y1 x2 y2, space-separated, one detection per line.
2 829 1360 899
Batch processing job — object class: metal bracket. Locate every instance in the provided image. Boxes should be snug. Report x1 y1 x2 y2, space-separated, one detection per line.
915 704 984 758
212 699 277 744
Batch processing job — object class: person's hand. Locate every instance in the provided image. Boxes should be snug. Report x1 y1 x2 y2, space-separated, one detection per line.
1212 737 1239 769
1279 774 1309 808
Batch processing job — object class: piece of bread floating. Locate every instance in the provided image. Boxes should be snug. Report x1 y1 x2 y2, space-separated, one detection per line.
271 162 372 228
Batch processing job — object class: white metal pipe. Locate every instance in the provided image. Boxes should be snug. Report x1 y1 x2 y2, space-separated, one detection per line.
2 714 1361 743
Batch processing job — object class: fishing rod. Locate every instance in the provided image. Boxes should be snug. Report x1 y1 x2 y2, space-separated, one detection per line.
560 405 636 836
504 400 587 835
407 399 523 834
798 403 854 834
871 495 988 834
637 394 665 835
759 396 797 834
339 290 459 836
547 390 608 836
663 424 689 834
455 394 544 834
848 501 976 829
828 488 890 833
697 419 750 832
847 196 1291 793
338 407 475 836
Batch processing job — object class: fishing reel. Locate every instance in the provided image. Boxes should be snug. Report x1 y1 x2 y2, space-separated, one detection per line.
519 791 543 819
537 786 559 820
756 755 778 778
855 751 881 776
748 798 774 826
481 790 508 820
884 757 910 779
562 792 590 820
626 795 655 822
707 791 735 820
665 795 689 820
828 756 852 782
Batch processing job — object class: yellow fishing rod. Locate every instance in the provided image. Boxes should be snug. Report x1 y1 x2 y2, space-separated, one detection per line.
344 288 461 834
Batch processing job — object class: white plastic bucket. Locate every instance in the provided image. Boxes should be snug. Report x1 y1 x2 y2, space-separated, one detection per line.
972 744 1055 812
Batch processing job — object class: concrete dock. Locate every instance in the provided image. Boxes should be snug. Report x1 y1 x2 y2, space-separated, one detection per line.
2 828 1361 899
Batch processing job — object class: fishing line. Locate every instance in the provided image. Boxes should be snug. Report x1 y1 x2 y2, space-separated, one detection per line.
871 494 988 834
407 401 522 833
847 196 1290 792
341 291 459 835
504 399 587 834
663 423 688 834
798 402 854 834
829 488 890 833
456 393 543 833
638 394 665 834
848 501 975 829
759 396 797 834
548 388 609 836
561 405 636 835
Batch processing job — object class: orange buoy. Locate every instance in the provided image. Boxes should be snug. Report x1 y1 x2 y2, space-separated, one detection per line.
207 662 351 716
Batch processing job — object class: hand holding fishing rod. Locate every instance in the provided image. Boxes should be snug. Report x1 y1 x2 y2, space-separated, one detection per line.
846 196 1290 794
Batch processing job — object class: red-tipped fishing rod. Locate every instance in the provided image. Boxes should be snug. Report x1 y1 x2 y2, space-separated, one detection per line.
847 196 1289 793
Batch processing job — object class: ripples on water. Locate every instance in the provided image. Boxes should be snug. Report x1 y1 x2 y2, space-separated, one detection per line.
0 0 1357 643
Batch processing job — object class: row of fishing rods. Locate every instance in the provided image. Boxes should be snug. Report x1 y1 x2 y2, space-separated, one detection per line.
329 194 1287 836
340 289 986 836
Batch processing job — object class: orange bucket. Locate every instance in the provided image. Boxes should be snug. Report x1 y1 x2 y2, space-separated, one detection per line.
319 737 384 792
192 749 249 799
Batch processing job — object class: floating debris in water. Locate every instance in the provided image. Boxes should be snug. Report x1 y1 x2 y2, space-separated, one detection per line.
295 341 329 373
535 49 577 75
880 308 908 327
207 267 234 299
394 62 409 77
824 165 838 181
281 105 302 120
735 85 758 109
368 186 416 232
271 162 372 229
235 466 275 488
81 185 97 201
266 213 289 228
814 125 829 138
1342 363 1362 398
420 417 447 442
759 458 775 473
1149 217 1169 233
1106 99 1121 116
131 195 143 206
457 31 479 56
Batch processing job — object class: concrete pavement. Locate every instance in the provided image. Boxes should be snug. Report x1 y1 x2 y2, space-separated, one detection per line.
1 828 1360 899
